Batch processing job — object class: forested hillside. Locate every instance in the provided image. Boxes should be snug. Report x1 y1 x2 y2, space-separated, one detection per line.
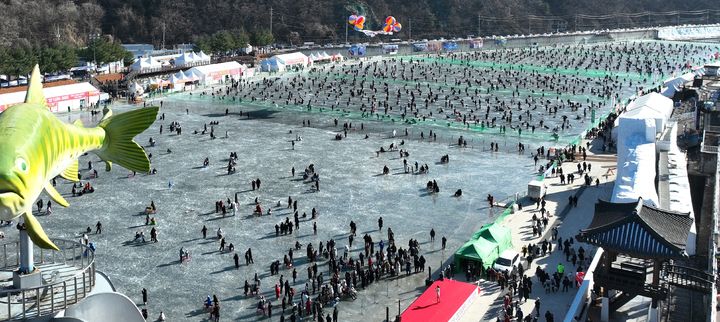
1 0 717 48
0 0 717 75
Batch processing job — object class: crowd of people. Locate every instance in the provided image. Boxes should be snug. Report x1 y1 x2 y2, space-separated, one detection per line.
44 39 718 321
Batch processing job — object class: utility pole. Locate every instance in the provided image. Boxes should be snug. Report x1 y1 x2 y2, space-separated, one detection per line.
345 16 348 44
161 22 166 50
574 15 578 32
270 7 274 35
528 16 531 35
409 18 412 41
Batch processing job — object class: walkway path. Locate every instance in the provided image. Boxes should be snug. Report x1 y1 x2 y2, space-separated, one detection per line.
460 140 617 321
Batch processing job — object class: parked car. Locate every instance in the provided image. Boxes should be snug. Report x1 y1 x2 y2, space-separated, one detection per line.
493 250 521 274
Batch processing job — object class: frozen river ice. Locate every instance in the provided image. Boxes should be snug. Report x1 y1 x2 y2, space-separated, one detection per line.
8 99 538 321
4 39 718 321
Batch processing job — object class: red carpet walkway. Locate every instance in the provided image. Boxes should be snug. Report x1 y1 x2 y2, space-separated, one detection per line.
401 279 480 322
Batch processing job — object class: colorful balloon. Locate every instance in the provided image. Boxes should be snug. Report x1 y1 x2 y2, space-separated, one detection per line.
392 22 402 33
383 24 393 33
348 15 358 25
385 16 396 26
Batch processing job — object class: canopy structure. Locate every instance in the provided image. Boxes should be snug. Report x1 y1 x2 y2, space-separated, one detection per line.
309 52 338 64
454 223 512 269
169 74 182 85
610 92 676 207
187 61 244 85
455 237 500 268
624 93 673 132
471 223 513 250
260 57 285 72
130 57 161 72
174 53 194 67
197 51 212 62
400 279 480 322
174 51 211 67
577 198 693 259
661 71 698 97
348 45 366 56
261 52 309 72
128 82 144 96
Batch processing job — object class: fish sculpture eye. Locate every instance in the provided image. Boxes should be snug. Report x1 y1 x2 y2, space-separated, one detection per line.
15 157 28 174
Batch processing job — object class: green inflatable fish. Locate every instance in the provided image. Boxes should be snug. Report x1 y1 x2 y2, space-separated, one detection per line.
0 65 158 250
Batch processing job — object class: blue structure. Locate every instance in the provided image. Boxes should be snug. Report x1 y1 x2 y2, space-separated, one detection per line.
412 43 428 52
443 42 458 51
348 45 367 56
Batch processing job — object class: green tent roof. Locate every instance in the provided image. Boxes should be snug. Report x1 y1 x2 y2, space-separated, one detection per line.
455 223 513 269
455 237 499 265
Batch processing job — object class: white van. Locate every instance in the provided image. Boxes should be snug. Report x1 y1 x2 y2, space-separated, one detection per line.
493 249 521 274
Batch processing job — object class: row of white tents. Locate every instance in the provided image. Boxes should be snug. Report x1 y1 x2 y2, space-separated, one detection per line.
129 61 249 95
260 52 344 72
174 51 211 67
129 51 212 72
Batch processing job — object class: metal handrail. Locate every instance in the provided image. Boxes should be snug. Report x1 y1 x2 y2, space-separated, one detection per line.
0 238 96 319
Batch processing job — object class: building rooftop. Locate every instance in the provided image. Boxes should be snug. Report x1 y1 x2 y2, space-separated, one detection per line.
578 198 694 259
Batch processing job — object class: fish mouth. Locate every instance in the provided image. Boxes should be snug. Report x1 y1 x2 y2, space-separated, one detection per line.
0 185 24 220
0 187 21 198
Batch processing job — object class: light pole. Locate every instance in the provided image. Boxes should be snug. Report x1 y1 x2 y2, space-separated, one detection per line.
89 33 100 73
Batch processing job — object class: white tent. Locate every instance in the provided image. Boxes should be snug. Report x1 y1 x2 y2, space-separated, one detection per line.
188 68 204 80
260 52 309 72
174 53 194 67
661 72 696 97
260 57 285 72
128 82 144 96
271 52 308 68
169 74 181 84
198 51 212 62
130 57 162 72
183 70 197 82
187 61 244 85
624 93 673 133
172 71 189 83
612 92 673 143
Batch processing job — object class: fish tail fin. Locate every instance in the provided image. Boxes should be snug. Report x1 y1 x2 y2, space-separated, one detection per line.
24 213 59 251
97 107 158 173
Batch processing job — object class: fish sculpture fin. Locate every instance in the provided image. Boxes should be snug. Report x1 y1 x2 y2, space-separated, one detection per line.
24 65 46 106
97 107 158 173
104 161 112 172
60 160 80 182
73 119 84 127
23 213 60 250
44 183 69 207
